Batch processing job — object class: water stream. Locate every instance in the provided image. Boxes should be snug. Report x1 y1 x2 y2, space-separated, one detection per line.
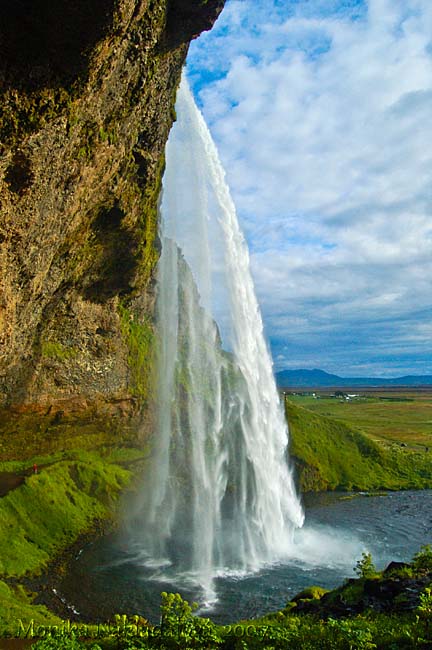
126 75 303 602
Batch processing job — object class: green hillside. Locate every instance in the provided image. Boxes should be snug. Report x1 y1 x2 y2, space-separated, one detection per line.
285 398 432 492
285 391 432 447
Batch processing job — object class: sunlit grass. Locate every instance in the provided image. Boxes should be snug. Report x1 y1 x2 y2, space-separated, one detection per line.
286 390 432 448
0 454 131 577
286 397 432 492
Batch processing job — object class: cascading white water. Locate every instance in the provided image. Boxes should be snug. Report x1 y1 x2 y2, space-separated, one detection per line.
129 74 304 599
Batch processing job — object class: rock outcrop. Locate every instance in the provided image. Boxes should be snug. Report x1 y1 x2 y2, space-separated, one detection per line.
0 0 224 458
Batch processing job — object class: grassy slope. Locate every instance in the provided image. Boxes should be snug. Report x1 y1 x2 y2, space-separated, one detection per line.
0 580 62 634
287 392 432 447
0 447 146 634
286 398 432 491
0 454 131 577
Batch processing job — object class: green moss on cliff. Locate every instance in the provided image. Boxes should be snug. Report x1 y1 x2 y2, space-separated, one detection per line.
118 148 166 293
0 88 73 151
119 304 155 402
41 341 79 360
0 408 137 462
138 153 165 288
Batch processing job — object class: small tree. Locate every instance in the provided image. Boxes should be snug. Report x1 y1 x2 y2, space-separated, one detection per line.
159 592 222 649
355 552 376 579
412 545 432 572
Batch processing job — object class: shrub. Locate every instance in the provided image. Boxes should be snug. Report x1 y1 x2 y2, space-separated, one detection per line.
417 587 432 618
412 545 432 572
31 633 101 649
355 552 377 579
159 592 222 648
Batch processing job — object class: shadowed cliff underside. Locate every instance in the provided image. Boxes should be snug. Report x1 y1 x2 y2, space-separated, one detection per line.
0 0 224 457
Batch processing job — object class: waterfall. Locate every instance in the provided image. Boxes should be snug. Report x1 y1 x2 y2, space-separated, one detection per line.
129 74 304 600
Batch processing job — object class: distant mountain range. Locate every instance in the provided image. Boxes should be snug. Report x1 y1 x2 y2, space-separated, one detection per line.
275 368 432 388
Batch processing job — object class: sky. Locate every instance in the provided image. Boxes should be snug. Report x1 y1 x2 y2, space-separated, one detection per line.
184 0 432 377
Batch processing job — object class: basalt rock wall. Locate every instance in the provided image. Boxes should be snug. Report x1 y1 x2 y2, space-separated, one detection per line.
0 0 224 458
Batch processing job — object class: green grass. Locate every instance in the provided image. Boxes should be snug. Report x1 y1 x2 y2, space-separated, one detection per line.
286 398 432 491
0 446 151 634
0 453 131 578
0 447 147 474
0 580 61 636
286 391 432 447
0 451 68 474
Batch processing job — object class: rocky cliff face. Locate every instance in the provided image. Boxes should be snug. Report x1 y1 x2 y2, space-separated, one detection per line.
0 0 224 458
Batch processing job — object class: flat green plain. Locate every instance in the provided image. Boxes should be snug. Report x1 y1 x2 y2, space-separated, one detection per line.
285 389 432 449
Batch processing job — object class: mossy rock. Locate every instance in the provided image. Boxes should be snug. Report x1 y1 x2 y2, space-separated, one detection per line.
290 585 329 603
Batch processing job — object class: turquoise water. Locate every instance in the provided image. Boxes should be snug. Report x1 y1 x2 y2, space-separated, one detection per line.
57 490 432 624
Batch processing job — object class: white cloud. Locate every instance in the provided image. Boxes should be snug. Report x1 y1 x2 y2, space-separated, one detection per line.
187 0 432 375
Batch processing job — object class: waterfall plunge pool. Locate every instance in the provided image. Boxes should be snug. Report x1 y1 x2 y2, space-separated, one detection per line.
53 489 431 624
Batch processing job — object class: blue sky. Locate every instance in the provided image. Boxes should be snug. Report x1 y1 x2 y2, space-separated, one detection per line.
184 0 432 376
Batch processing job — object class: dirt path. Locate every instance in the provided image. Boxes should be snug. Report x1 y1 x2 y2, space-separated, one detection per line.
0 639 34 649
0 472 26 497
0 466 42 498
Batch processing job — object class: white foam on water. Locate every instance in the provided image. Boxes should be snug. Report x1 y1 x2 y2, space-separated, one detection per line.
290 523 366 570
